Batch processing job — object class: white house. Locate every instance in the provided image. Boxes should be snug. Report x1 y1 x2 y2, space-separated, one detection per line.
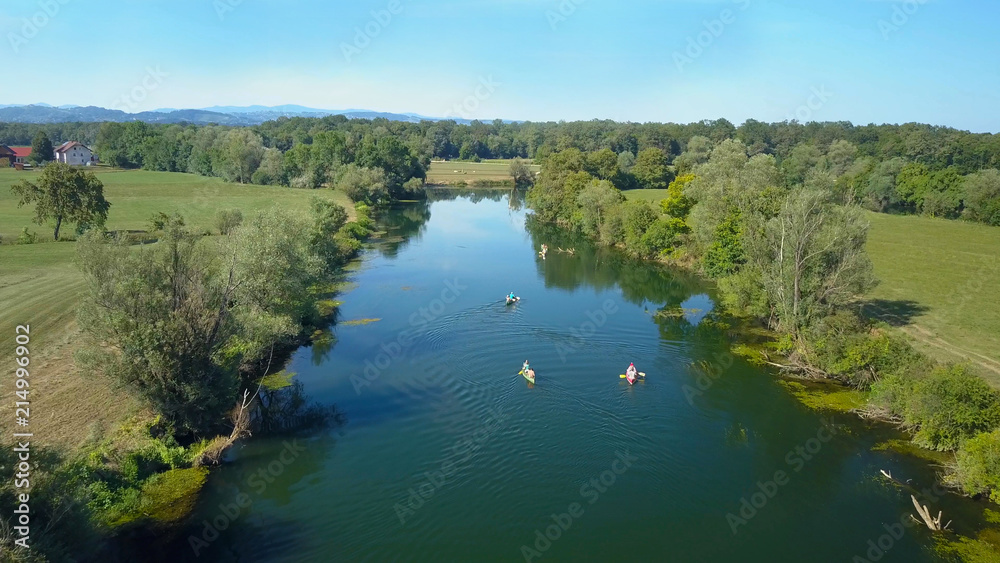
55 141 96 166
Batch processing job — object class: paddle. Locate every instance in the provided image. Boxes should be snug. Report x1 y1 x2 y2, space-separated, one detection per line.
619 372 646 378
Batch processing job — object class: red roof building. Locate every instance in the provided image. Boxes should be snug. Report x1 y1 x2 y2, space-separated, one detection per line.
11 147 31 164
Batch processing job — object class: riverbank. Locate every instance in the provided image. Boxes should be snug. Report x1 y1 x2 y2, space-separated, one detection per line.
0 168 371 562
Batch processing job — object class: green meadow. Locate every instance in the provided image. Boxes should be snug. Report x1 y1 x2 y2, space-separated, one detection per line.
425 159 540 185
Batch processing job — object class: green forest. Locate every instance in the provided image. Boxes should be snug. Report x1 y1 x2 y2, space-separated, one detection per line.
2 116 999 224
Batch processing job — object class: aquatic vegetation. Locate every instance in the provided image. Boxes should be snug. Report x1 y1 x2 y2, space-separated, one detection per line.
261 370 296 390
871 439 953 465
340 318 382 326
778 380 867 413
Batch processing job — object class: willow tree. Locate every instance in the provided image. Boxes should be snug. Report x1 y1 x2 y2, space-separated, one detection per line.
747 189 877 334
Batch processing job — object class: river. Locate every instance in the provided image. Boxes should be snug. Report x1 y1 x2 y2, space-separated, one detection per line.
174 190 987 562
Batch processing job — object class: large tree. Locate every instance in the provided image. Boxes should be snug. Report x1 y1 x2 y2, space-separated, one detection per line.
11 162 110 240
748 190 877 333
631 148 672 190
29 131 54 165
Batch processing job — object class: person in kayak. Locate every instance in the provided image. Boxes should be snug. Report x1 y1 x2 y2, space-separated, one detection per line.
522 360 530 373
508 292 517 301
626 363 638 380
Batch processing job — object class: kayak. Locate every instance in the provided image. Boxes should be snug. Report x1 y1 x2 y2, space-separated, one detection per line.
619 372 646 379
506 297 520 306
523 369 535 384
626 375 636 385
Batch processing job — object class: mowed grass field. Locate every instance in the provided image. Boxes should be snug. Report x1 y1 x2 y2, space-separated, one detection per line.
0 168 354 242
426 159 540 185
623 189 670 203
864 212 1000 380
0 168 354 449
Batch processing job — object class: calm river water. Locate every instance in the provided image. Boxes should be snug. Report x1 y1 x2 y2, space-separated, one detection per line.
174 190 986 562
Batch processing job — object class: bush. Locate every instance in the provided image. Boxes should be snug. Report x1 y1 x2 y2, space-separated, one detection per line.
954 430 1000 502
215 208 244 235
635 217 689 258
337 164 389 205
807 311 925 388
871 365 1000 451
402 177 428 196
17 227 38 245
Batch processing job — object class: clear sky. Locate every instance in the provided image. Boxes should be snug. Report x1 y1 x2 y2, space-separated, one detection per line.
2 0 998 132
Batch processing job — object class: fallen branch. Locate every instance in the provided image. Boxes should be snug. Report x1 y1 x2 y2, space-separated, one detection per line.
911 495 950 531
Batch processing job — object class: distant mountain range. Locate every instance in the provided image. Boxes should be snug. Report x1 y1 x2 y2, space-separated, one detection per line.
0 104 479 125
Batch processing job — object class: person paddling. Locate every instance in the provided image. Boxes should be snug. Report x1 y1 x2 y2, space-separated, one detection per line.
626 363 638 382
522 360 530 374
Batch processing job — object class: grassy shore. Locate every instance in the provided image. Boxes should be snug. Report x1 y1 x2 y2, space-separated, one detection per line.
425 159 540 185
0 168 354 452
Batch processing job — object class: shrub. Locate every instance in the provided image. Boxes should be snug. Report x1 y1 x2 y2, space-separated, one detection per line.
872 365 1000 451
215 208 244 235
17 227 37 245
954 430 1000 502
807 311 925 388
635 217 689 258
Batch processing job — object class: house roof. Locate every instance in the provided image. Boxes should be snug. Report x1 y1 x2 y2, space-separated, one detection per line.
10 147 31 158
0 146 14 157
56 141 88 153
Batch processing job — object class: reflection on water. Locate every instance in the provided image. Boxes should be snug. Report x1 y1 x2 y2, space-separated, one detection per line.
171 192 984 563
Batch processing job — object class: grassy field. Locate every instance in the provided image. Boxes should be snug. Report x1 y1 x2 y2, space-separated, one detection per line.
864 212 1000 381
0 168 353 242
623 189 670 203
426 159 540 185
0 168 354 450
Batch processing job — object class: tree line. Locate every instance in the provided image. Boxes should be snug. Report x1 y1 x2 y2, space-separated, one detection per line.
2 116 998 223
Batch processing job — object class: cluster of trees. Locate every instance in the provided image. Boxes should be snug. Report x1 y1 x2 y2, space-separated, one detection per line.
526 139 1000 502
77 199 366 435
3 116 998 222
90 121 428 203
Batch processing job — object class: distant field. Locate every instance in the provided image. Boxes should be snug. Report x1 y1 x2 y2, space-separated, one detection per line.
426 159 539 185
0 168 353 242
864 212 1000 381
0 168 354 449
623 189 670 203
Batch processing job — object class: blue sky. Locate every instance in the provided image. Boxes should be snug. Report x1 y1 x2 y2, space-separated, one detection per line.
3 0 998 132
